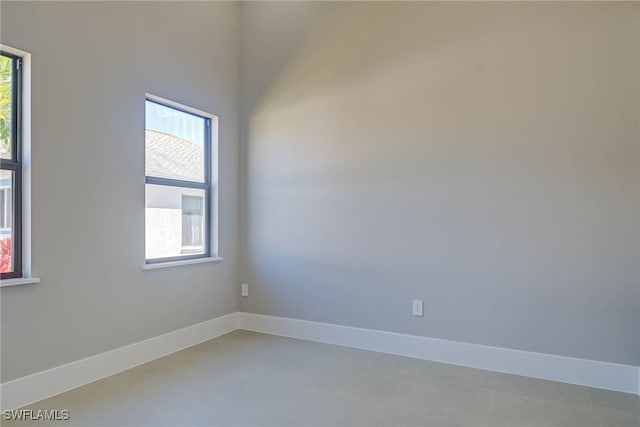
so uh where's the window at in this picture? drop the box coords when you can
[0,188,12,228]
[145,96,215,264]
[181,195,204,252]
[0,51,22,279]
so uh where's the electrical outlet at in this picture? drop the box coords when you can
[412,299,423,316]
[241,284,249,297]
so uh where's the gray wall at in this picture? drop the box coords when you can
[0,1,241,381]
[239,2,640,366]
[1,1,638,383]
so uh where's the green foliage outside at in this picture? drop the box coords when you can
[0,55,11,156]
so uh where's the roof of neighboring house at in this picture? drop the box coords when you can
[145,129,204,182]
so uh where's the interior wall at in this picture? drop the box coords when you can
[1,1,638,383]
[239,1,640,366]
[0,1,241,381]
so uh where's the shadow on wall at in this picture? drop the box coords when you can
[247,3,597,118]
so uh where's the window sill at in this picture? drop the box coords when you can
[1,277,41,287]
[142,256,223,270]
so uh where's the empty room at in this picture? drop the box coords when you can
[0,1,638,426]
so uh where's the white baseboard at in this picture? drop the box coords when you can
[238,312,640,395]
[0,312,239,411]
[2,310,637,411]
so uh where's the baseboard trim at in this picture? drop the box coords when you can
[0,312,238,411]
[2,310,637,410]
[238,312,640,395]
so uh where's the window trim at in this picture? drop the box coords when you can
[144,95,216,265]
[1,50,23,280]
[141,256,223,270]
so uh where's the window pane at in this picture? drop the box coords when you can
[145,101,205,183]
[0,169,13,273]
[0,55,13,160]
[145,184,206,260]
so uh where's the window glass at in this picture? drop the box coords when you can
[0,54,12,160]
[145,101,205,183]
[145,185,207,260]
[0,169,13,273]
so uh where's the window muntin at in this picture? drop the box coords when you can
[0,52,21,279]
[144,98,211,264]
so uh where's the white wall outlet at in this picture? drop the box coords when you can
[412,299,423,316]
[241,284,249,297]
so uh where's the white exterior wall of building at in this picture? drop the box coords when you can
[145,185,205,260]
